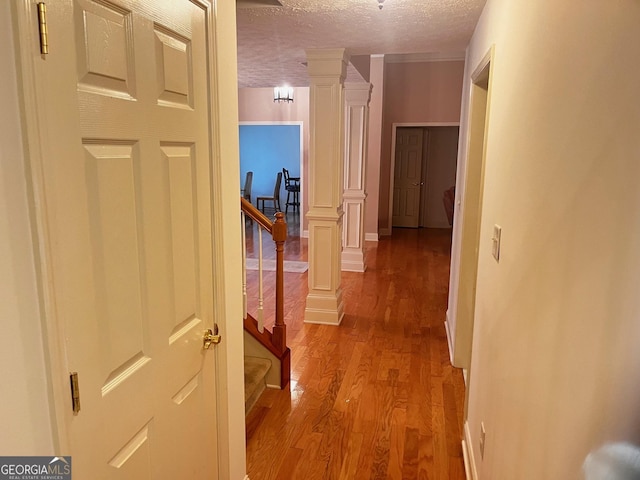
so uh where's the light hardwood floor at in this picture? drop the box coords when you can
[245,217,466,480]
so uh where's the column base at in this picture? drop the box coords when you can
[341,249,366,272]
[304,289,344,325]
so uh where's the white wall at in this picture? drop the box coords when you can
[365,55,385,239]
[0,2,55,454]
[450,1,640,478]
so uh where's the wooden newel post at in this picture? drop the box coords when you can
[271,212,287,353]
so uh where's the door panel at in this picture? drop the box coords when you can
[40,1,217,478]
[392,128,424,228]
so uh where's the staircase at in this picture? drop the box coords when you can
[244,356,271,414]
[241,198,291,413]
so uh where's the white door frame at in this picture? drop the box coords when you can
[447,46,494,371]
[11,1,246,478]
[384,122,460,235]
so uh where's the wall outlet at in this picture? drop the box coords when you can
[492,225,502,261]
[479,422,486,459]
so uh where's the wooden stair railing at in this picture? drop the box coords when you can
[241,197,290,388]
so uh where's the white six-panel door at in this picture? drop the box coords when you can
[35,1,218,477]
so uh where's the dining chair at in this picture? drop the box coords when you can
[256,172,282,213]
[242,171,253,203]
[282,168,300,214]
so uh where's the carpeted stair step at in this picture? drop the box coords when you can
[244,356,272,414]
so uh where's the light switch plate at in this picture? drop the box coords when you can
[492,225,502,261]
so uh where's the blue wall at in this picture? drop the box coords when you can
[239,124,301,207]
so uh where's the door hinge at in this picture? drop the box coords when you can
[37,2,49,54]
[69,372,81,415]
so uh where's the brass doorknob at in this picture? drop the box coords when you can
[203,326,221,349]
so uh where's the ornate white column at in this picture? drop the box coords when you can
[304,48,349,325]
[342,83,372,272]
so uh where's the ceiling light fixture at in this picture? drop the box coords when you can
[377,0,384,10]
[273,86,294,103]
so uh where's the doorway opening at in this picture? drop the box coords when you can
[239,121,304,231]
[389,124,460,231]
[451,50,493,372]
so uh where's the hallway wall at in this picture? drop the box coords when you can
[451,1,640,478]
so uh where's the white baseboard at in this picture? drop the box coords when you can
[303,315,344,326]
[306,230,376,242]
[444,311,455,366]
[365,232,379,242]
[341,262,366,272]
[463,422,478,480]
[379,228,391,236]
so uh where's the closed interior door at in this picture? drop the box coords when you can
[393,128,424,228]
[39,1,217,478]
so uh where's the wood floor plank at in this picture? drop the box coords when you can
[274,447,303,480]
[245,225,466,480]
[432,404,449,480]
[402,427,420,479]
[367,386,394,480]
[334,341,364,413]
[386,407,407,480]
[338,431,363,480]
[418,434,435,480]
[443,382,463,458]
[246,406,269,440]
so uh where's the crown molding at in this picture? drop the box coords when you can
[385,51,466,63]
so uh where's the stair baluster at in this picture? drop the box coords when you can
[241,210,248,320]
[257,225,264,333]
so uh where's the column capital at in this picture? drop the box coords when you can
[344,82,373,104]
[306,48,350,81]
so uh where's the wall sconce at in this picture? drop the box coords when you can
[273,86,294,103]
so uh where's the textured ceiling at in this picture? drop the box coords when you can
[236,0,487,88]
